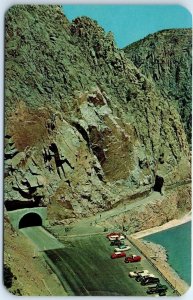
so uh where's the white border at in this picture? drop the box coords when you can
[0,1,192,299]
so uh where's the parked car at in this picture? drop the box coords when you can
[114,244,131,252]
[129,270,149,278]
[141,277,160,285]
[111,251,126,259]
[147,284,168,295]
[136,274,155,282]
[118,235,125,240]
[110,239,124,246]
[106,232,120,238]
[125,255,141,263]
[108,234,125,241]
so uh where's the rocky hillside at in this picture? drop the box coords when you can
[4,5,191,221]
[124,29,192,143]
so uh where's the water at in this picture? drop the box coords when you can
[142,221,191,285]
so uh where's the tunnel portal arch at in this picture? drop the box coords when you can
[19,212,42,229]
[153,175,164,194]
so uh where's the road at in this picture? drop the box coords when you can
[20,226,64,251]
[19,202,178,296]
[20,226,176,296]
[49,192,163,238]
[44,235,175,296]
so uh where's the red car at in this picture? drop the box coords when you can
[125,255,141,263]
[111,251,126,259]
[106,232,120,238]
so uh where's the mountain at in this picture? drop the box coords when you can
[124,29,192,143]
[4,5,191,221]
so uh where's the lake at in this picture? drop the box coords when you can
[142,221,191,285]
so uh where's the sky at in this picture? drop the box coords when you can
[63,5,192,48]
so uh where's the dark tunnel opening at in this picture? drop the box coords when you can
[19,213,42,229]
[153,175,164,193]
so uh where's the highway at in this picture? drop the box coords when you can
[20,226,64,251]
[20,226,175,296]
[44,235,175,296]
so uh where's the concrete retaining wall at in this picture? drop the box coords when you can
[7,207,47,230]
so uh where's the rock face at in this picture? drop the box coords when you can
[98,183,191,234]
[4,6,191,220]
[124,29,192,143]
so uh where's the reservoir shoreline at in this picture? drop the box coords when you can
[128,235,190,295]
[130,211,191,239]
[128,214,191,294]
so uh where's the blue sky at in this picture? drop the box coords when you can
[63,5,192,48]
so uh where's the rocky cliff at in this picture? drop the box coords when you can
[124,29,192,143]
[4,5,191,221]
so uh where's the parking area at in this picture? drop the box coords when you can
[45,234,176,296]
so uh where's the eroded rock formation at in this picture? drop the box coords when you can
[4,5,191,221]
[124,29,192,143]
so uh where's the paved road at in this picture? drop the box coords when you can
[20,226,176,296]
[49,192,163,238]
[45,235,175,296]
[20,226,64,251]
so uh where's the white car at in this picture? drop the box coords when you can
[145,274,155,278]
[108,234,125,241]
[114,245,131,252]
[108,235,120,241]
[118,235,125,240]
[129,270,149,278]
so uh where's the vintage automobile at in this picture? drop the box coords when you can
[129,270,149,278]
[114,244,131,252]
[125,255,141,263]
[110,239,124,246]
[111,251,126,259]
[141,276,160,285]
[106,232,120,238]
[136,274,155,282]
[108,234,125,241]
[147,283,168,295]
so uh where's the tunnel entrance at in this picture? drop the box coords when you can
[19,213,42,229]
[153,175,164,194]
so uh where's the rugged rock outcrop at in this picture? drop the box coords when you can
[4,5,191,220]
[98,184,191,233]
[124,29,192,143]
